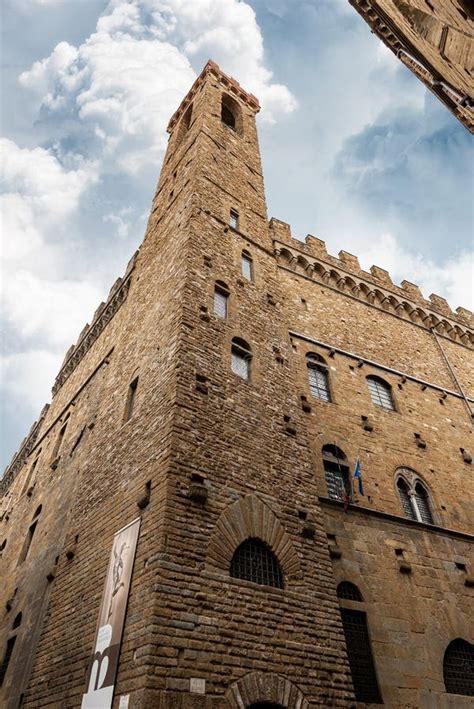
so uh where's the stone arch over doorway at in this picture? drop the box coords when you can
[225,671,309,708]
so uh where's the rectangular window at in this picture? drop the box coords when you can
[229,209,239,230]
[124,377,139,422]
[241,255,252,281]
[231,351,250,380]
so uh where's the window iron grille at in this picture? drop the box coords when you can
[214,288,228,319]
[241,253,253,280]
[230,538,283,588]
[337,581,363,601]
[308,364,331,402]
[414,484,434,524]
[397,479,416,520]
[340,608,382,704]
[367,377,394,410]
[229,209,239,229]
[443,639,474,696]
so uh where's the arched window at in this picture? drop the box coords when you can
[337,581,363,601]
[443,639,474,696]
[221,93,242,133]
[214,281,230,319]
[241,250,253,281]
[396,469,434,524]
[322,445,350,501]
[306,353,331,402]
[367,375,395,410]
[231,338,252,380]
[230,538,283,588]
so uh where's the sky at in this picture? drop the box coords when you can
[1,0,473,471]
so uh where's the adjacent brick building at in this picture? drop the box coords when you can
[349,0,474,132]
[1,60,473,708]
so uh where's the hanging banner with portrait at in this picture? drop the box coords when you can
[81,517,141,709]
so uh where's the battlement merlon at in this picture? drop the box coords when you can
[167,59,260,134]
[268,218,474,330]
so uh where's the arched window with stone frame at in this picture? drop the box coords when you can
[322,445,351,502]
[395,468,434,524]
[230,538,284,589]
[306,352,331,402]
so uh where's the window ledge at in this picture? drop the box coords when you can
[318,496,473,542]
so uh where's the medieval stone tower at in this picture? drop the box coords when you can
[1,61,473,709]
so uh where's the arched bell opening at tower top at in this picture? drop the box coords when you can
[221,92,243,135]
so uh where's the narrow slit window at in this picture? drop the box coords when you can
[214,281,229,319]
[50,420,68,464]
[124,377,139,422]
[241,250,253,281]
[231,338,252,381]
[229,209,239,230]
[18,518,38,565]
[0,636,17,687]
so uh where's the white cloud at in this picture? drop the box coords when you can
[358,233,474,311]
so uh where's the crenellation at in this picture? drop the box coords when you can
[338,250,360,270]
[370,264,393,286]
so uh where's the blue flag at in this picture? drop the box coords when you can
[354,457,364,495]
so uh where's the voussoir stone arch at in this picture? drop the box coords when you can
[207,494,302,581]
[225,671,309,709]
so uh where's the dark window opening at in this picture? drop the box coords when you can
[124,377,139,422]
[221,93,242,133]
[322,445,350,502]
[340,608,382,703]
[230,538,283,588]
[443,639,474,696]
[12,613,22,629]
[18,521,37,564]
[0,636,17,687]
[337,581,363,602]
[51,420,68,463]
[307,353,331,402]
